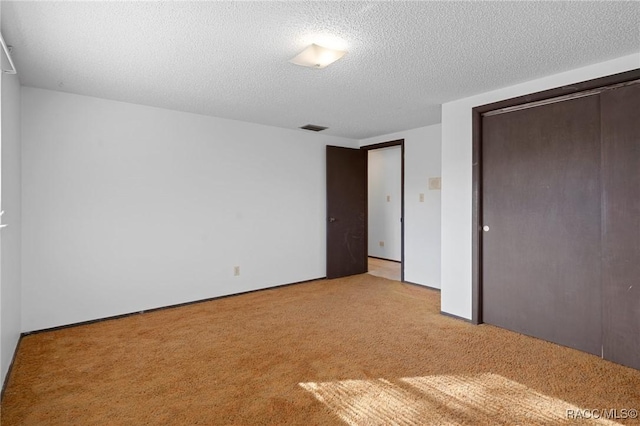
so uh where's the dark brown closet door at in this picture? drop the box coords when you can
[482,95,603,355]
[601,83,640,370]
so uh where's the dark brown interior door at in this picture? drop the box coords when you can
[326,146,367,279]
[601,83,640,370]
[482,95,603,355]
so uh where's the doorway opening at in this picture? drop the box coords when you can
[362,140,404,282]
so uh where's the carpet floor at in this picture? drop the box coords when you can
[1,274,639,425]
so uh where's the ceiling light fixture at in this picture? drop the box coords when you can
[289,43,346,69]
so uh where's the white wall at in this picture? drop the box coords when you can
[441,53,640,320]
[21,87,358,332]
[1,53,22,384]
[368,147,401,261]
[361,124,442,288]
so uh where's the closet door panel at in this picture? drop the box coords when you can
[601,83,640,370]
[482,95,602,355]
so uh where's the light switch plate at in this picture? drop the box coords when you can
[429,177,441,190]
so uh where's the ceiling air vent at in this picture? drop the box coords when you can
[300,124,328,132]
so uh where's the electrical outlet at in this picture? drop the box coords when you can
[234,266,240,276]
[379,241,385,247]
[419,193,425,202]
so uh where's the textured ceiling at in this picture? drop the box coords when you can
[2,1,639,139]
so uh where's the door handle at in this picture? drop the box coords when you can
[483,225,490,232]
[329,217,337,223]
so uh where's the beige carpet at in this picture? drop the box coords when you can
[2,274,639,425]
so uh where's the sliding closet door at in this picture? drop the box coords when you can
[601,83,640,370]
[482,95,603,355]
